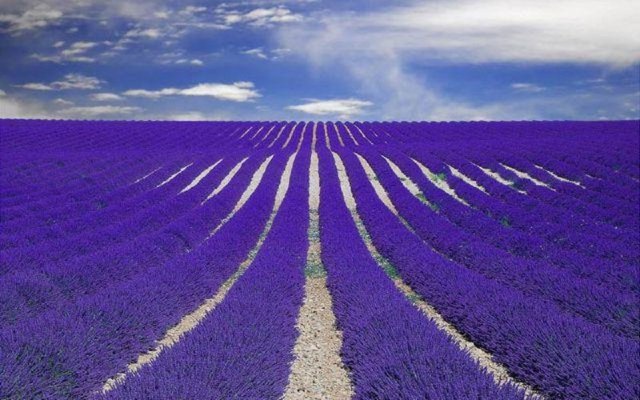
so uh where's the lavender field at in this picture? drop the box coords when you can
[0,119,639,399]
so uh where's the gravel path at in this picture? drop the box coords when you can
[285,132,353,400]
[333,151,542,399]
[101,153,297,394]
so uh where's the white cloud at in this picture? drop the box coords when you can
[179,6,207,16]
[279,0,640,67]
[32,53,95,63]
[32,41,99,63]
[124,81,260,102]
[52,98,74,106]
[17,74,103,91]
[511,83,545,93]
[176,58,204,66]
[154,10,171,19]
[242,47,290,60]
[124,28,162,39]
[287,98,373,118]
[122,88,181,98]
[61,41,97,57]
[18,83,54,91]
[276,0,640,120]
[219,6,302,27]
[91,92,123,101]
[161,111,230,121]
[243,48,268,59]
[60,105,141,117]
[0,4,62,33]
[0,89,6,96]
[0,95,49,118]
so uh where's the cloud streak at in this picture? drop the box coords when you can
[287,98,372,118]
[279,0,640,67]
[0,4,62,33]
[91,93,123,101]
[217,6,303,27]
[277,0,640,120]
[60,105,141,117]
[123,82,261,102]
[16,74,103,91]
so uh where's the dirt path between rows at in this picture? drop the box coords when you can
[333,151,542,399]
[284,132,353,400]
[100,152,297,394]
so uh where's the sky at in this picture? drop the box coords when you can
[0,0,638,121]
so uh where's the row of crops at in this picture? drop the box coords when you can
[0,119,638,399]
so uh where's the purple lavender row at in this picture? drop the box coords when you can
[0,152,266,326]
[105,144,310,399]
[0,121,244,223]
[444,154,639,263]
[492,148,637,215]
[0,150,290,399]
[529,145,639,196]
[0,155,218,268]
[474,146,637,212]
[0,123,210,191]
[0,157,207,251]
[0,155,134,204]
[468,152,639,233]
[462,143,639,224]
[442,142,632,231]
[527,149,639,205]
[0,155,155,212]
[0,153,234,253]
[414,146,639,263]
[377,147,639,295]
[359,147,638,338]
[338,148,639,399]
[0,120,240,153]
[356,122,392,145]
[316,148,524,399]
[495,140,638,201]
[0,154,182,230]
[438,151,640,263]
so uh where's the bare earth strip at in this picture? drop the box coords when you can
[352,123,375,143]
[476,164,527,194]
[410,158,470,205]
[448,164,489,194]
[249,126,264,140]
[282,121,302,149]
[500,163,553,189]
[268,124,287,148]
[333,123,346,147]
[354,154,399,214]
[284,131,353,400]
[323,123,332,151]
[534,165,584,187]
[237,125,254,140]
[156,162,193,188]
[101,152,297,394]
[332,152,542,399]
[341,122,360,146]
[255,125,276,148]
[208,155,274,238]
[382,156,439,209]
[180,160,223,194]
[133,166,162,184]
[202,157,248,204]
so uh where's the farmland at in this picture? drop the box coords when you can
[0,119,638,399]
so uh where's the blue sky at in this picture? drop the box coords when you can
[0,0,638,121]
